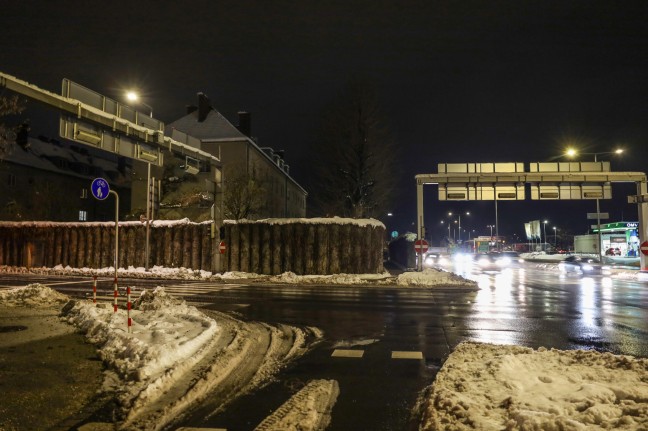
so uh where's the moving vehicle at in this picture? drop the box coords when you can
[558,255,611,276]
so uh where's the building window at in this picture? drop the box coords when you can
[79,210,87,221]
[8,174,16,186]
[80,188,88,199]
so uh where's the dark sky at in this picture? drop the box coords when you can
[2,0,647,241]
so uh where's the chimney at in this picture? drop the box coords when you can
[237,111,251,136]
[197,92,211,122]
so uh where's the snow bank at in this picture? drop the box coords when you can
[397,268,479,288]
[62,287,218,384]
[225,216,385,228]
[0,283,70,306]
[416,342,648,430]
[1,265,478,288]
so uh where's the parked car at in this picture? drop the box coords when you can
[558,256,611,276]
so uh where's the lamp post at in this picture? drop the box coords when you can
[543,220,548,251]
[565,147,624,257]
[553,226,557,247]
[441,220,451,242]
[448,211,470,243]
[125,91,155,270]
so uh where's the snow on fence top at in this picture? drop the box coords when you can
[0,217,384,229]
[224,217,385,228]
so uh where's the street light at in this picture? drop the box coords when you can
[565,147,625,257]
[448,211,470,242]
[553,226,557,247]
[126,91,153,118]
[487,224,494,238]
[543,220,548,251]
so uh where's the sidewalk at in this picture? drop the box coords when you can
[0,304,105,431]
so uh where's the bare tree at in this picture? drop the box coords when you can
[223,162,265,220]
[0,95,25,159]
[310,80,396,218]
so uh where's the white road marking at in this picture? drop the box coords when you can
[391,351,424,360]
[331,349,365,358]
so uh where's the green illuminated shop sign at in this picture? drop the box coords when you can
[593,222,639,232]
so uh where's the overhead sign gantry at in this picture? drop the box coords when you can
[416,162,648,274]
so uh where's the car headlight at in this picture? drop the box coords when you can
[497,257,511,266]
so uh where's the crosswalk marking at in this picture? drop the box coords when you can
[391,351,424,360]
[331,349,365,358]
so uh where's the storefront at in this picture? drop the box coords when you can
[592,221,640,257]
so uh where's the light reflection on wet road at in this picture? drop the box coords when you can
[2,264,648,430]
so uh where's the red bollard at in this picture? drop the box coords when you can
[127,286,132,333]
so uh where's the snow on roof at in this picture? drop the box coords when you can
[166,109,247,141]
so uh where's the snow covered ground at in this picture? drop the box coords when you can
[2,265,647,430]
[415,342,648,430]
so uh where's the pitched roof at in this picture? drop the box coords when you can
[165,109,247,144]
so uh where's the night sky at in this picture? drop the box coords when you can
[1,1,647,243]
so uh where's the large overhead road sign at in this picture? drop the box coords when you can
[0,72,220,172]
[415,162,648,273]
[421,169,644,201]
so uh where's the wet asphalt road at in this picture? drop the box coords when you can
[2,263,648,430]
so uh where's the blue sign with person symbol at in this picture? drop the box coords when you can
[91,178,110,200]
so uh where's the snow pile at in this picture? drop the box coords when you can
[416,342,648,430]
[0,283,69,306]
[1,265,477,288]
[54,286,323,430]
[254,379,340,431]
[62,287,218,388]
[397,268,478,288]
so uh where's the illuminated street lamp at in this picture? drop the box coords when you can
[553,226,557,247]
[126,91,153,117]
[487,224,494,237]
[448,211,470,242]
[565,147,625,257]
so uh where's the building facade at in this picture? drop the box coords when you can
[166,93,307,219]
[0,135,132,221]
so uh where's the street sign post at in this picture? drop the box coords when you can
[414,239,429,254]
[414,239,429,271]
[91,178,119,313]
[91,178,110,200]
[641,241,648,256]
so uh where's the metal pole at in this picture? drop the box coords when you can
[543,222,547,251]
[145,163,151,271]
[638,180,648,274]
[109,190,119,312]
[495,199,499,250]
[458,215,461,243]
[594,153,602,259]
[416,182,424,271]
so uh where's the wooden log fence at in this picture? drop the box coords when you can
[0,218,385,275]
